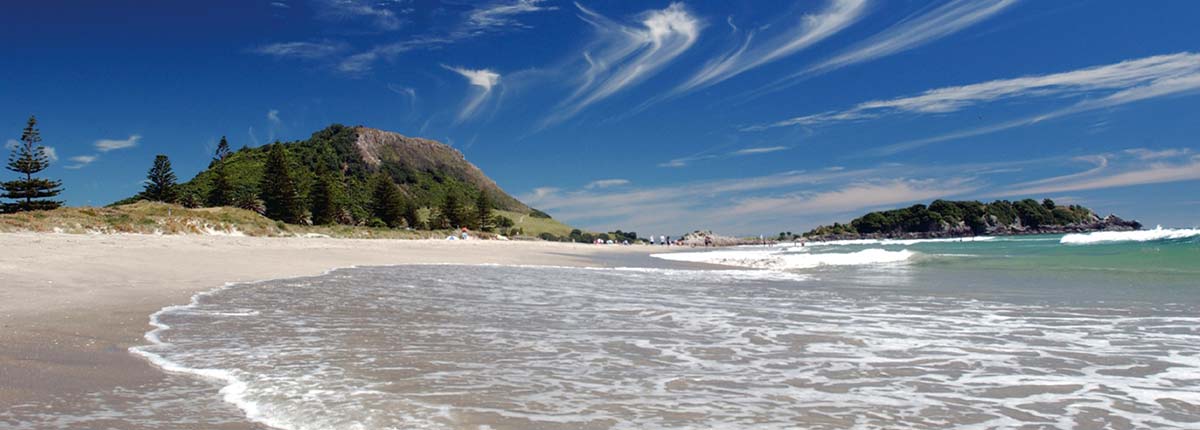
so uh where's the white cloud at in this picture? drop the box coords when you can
[660,145,790,168]
[543,2,701,126]
[42,146,58,162]
[762,52,1200,129]
[250,40,346,60]
[585,179,630,189]
[731,146,790,156]
[270,1,290,9]
[5,139,18,150]
[94,135,141,152]
[997,150,1200,196]
[725,178,976,217]
[467,0,556,31]
[267,109,281,124]
[759,0,1018,95]
[676,0,866,95]
[315,0,404,31]
[1124,148,1192,160]
[331,1,550,74]
[444,65,501,123]
[65,155,98,170]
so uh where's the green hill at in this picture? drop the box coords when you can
[116,125,552,229]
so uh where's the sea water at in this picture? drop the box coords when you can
[4,230,1199,429]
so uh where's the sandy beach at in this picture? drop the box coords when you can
[0,233,660,412]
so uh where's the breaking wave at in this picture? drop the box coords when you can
[653,248,917,270]
[1061,226,1200,245]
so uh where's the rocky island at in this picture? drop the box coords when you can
[800,199,1142,241]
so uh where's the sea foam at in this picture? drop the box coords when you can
[1060,226,1200,245]
[653,247,916,270]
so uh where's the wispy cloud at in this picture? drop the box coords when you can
[542,2,701,126]
[724,178,976,218]
[332,1,552,74]
[873,55,1200,155]
[267,109,281,124]
[95,135,141,152]
[731,146,790,156]
[661,145,791,168]
[4,139,18,150]
[250,40,347,60]
[444,65,501,123]
[675,0,867,96]
[467,0,556,32]
[65,155,98,170]
[759,52,1200,129]
[388,83,418,111]
[42,146,58,162]
[520,165,976,234]
[756,0,1018,96]
[270,1,291,9]
[585,179,630,189]
[314,0,405,31]
[997,149,1200,196]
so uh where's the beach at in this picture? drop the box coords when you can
[0,233,659,415]
[3,231,1199,429]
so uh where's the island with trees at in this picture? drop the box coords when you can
[794,199,1141,242]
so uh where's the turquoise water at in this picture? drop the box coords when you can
[657,229,1200,304]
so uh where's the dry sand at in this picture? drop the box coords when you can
[0,233,661,410]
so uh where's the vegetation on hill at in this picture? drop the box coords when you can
[799,198,1139,240]
[113,124,556,235]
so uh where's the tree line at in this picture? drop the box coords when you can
[135,138,507,233]
[803,198,1096,238]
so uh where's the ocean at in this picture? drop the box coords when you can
[4,229,1199,429]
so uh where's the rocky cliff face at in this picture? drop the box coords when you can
[353,127,530,213]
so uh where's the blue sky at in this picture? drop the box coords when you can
[2,0,1199,235]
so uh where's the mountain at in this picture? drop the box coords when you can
[801,199,1141,241]
[120,125,548,225]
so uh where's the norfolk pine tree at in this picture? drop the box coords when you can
[142,155,179,203]
[2,116,63,212]
[310,165,342,225]
[260,143,305,223]
[370,173,407,228]
[207,137,234,207]
[474,191,493,231]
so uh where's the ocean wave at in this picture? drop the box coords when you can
[795,236,996,247]
[1060,226,1200,245]
[653,248,916,270]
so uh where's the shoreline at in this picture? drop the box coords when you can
[0,233,676,416]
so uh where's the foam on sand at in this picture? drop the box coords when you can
[1061,226,1200,245]
[653,247,916,270]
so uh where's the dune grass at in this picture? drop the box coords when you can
[0,202,579,240]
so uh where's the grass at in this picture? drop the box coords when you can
[0,202,579,240]
[494,210,576,238]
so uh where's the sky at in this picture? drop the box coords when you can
[2,0,1199,235]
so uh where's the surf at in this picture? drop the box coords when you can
[1060,226,1200,245]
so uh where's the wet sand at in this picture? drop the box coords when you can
[0,233,662,413]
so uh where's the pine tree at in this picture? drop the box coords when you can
[474,191,493,231]
[259,143,304,223]
[2,116,63,212]
[440,193,464,229]
[214,136,232,163]
[207,136,235,207]
[370,173,406,228]
[142,155,179,203]
[310,167,342,225]
[207,161,232,207]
